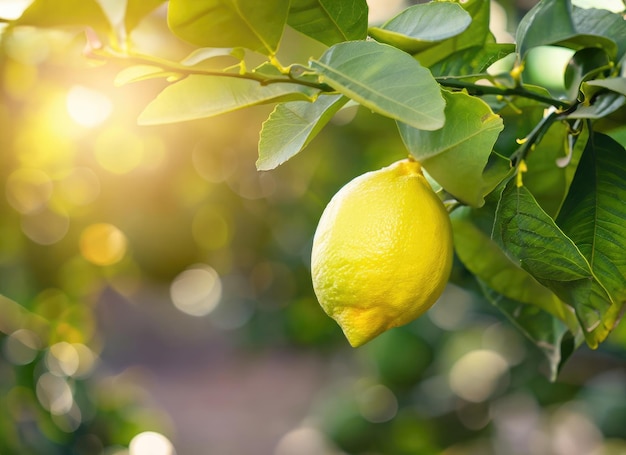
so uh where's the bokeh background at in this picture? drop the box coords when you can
[1,1,626,454]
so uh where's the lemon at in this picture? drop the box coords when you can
[311,159,453,347]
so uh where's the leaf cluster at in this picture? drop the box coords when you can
[7,0,626,376]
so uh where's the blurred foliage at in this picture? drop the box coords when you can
[0,1,626,455]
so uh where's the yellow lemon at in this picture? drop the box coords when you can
[311,159,453,347]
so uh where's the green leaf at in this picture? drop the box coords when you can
[138,75,318,125]
[398,91,505,206]
[287,0,368,47]
[114,65,176,85]
[516,0,618,59]
[523,121,588,217]
[414,0,491,67]
[556,132,626,326]
[585,77,626,97]
[167,0,289,55]
[368,2,471,54]
[257,94,347,170]
[564,47,612,100]
[493,181,615,347]
[568,92,626,119]
[124,0,165,33]
[12,0,111,36]
[429,43,515,78]
[516,0,576,58]
[450,205,577,329]
[309,41,445,130]
[479,283,577,381]
[573,6,626,60]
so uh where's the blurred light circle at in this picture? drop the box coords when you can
[5,168,53,214]
[94,127,144,174]
[72,343,98,378]
[356,383,398,423]
[170,265,222,317]
[21,207,70,245]
[129,431,175,455]
[274,427,334,455]
[66,85,113,128]
[80,223,127,266]
[57,167,101,207]
[449,349,509,403]
[36,372,73,415]
[3,329,41,365]
[46,342,80,377]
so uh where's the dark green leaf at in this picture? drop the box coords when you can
[398,91,505,206]
[257,94,347,170]
[516,0,576,57]
[493,181,615,347]
[368,2,471,54]
[564,47,612,100]
[138,75,318,125]
[287,0,368,47]
[573,6,626,60]
[167,0,289,55]
[310,41,445,130]
[429,43,515,78]
[556,132,626,324]
[125,0,165,33]
[450,205,577,329]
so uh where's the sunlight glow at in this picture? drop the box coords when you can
[449,349,509,402]
[170,265,222,317]
[79,223,128,266]
[5,168,53,214]
[66,85,113,128]
[129,431,175,455]
[0,0,31,20]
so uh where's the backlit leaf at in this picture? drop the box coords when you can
[399,91,505,206]
[368,2,471,54]
[287,0,368,46]
[257,94,347,170]
[310,41,445,130]
[167,0,289,55]
[138,75,318,125]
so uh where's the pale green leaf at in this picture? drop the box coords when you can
[114,65,172,86]
[12,0,111,36]
[414,0,491,67]
[257,94,347,170]
[585,77,626,97]
[398,91,505,206]
[138,75,318,125]
[125,0,165,32]
[369,2,471,54]
[287,0,368,46]
[310,41,445,130]
[167,0,289,55]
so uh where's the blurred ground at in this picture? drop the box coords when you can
[97,287,340,455]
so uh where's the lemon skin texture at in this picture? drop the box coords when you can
[311,159,453,347]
